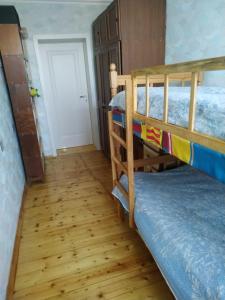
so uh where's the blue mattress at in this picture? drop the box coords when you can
[110,86,225,140]
[112,166,225,300]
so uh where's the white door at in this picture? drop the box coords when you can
[39,41,93,150]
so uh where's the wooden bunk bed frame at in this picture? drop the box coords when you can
[108,56,225,228]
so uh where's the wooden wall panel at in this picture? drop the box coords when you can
[0,24,22,55]
[22,156,43,179]
[9,84,31,111]
[1,55,27,84]
[20,134,41,158]
[0,23,44,182]
[13,110,36,134]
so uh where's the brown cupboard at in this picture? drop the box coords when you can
[93,0,166,158]
[0,17,44,182]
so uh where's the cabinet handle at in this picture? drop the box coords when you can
[101,105,110,110]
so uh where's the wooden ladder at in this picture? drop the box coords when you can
[108,67,135,228]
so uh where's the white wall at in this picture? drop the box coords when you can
[166,0,225,87]
[0,65,25,300]
[0,1,110,155]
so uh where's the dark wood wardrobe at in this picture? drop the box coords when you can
[0,6,44,182]
[93,0,166,158]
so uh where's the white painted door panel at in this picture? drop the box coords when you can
[39,42,93,150]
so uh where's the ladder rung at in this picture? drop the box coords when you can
[111,131,127,149]
[124,154,175,169]
[112,156,128,175]
[116,180,129,199]
[112,120,123,127]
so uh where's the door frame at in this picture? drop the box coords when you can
[34,33,100,156]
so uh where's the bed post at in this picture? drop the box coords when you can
[110,63,118,97]
[109,64,117,186]
[109,63,135,227]
[126,78,135,228]
[109,63,124,220]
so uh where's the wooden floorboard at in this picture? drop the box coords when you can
[13,149,174,300]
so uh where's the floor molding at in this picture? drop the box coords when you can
[6,184,27,300]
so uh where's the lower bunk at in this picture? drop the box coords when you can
[113,165,225,300]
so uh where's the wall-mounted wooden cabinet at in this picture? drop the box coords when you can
[93,0,166,158]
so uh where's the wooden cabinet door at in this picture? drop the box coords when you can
[98,49,110,158]
[101,49,111,106]
[107,1,119,42]
[119,0,166,73]
[99,14,108,45]
[98,43,121,158]
[93,20,101,48]
[108,41,121,74]
[94,52,106,152]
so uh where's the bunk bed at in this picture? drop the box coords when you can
[108,57,225,300]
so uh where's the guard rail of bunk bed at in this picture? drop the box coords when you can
[108,56,225,228]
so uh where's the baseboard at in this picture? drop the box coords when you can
[6,184,27,300]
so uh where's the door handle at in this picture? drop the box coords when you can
[80,95,88,102]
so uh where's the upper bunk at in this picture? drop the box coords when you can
[111,85,225,141]
[109,57,225,184]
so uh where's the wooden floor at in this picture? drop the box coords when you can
[13,148,174,300]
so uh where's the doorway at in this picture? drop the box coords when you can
[38,39,93,152]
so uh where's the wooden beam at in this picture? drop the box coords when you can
[134,112,225,155]
[125,79,135,228]
[189,72,198,131]
[108,111,118,186]
[112,120,123,128]
[112,156,128,175]
[133,78,137,113]
[123,155,176,169]
[116,180,129,200]
[117,75,132,86]
[163,74,169,123]
[145,75,150,116]
[133,155,175,169]
[111,131,127,149]
[133,56,225,76]
[116,72,202,89]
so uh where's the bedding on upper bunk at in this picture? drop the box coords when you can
[110,86,225,184]
[112,165,225,300]
[110,86,225,140]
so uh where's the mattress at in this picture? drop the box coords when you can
[109,86,225,140]
[112,166,225,300]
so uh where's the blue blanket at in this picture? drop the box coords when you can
[110,86,225,140]
[112,166,225,300]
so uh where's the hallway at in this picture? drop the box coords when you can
[13,148,173,300]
